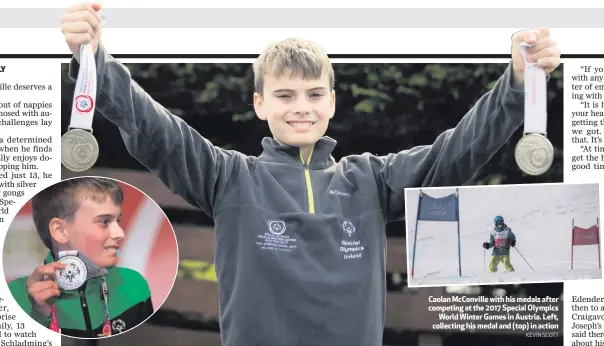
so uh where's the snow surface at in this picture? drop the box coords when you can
[405,183,602,287]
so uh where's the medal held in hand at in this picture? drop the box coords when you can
[61,129,99,172]
[55,253,88,291]
[61,44,99,172]
[49,250,111,335]
[514,133,554,176]
[514,41,554,176]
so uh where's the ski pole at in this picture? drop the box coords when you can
[514,246,534,272]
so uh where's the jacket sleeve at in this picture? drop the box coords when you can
[29,305,53,327]
[8,278,53,327]
[126,270,154,328]
[369,63,524,222]
[67,43,239,216]
[489,233,495,248]
[137,297,154,322]
[508,228,516,243]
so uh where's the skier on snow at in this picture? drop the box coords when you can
[482,215,516,272]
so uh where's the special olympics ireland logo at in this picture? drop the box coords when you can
[75,94,94,113]
[112,319,126,333]
[342,221,355,237]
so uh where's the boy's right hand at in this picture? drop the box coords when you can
[26,262,66,318]
[61,2,103,61]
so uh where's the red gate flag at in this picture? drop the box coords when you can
[571,218,600,270]
[572,225,599,246]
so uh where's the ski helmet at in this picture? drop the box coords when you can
[494,215,504,223]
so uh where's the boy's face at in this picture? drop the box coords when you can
[254,68,335,149]
[53,193,124,268]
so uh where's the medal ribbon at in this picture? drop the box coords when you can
[68,44,97,132]
[49,305,60,333]
[100,278,112,336]
[519,41,548,135]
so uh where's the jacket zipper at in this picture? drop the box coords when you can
[79,288,93,337]
[299,147,315,214]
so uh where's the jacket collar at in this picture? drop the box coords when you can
[258,136,337,169]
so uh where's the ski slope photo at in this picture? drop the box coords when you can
[405,182,601,287]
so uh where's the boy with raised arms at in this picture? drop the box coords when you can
[60,3,560,345]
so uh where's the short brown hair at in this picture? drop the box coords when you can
[32,177,124,250]
[253,38,335,95]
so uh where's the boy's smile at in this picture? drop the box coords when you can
[287,120,315,132]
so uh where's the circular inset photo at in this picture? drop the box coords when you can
[2,176,179,339]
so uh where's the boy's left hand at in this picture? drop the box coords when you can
[511,27,561,87]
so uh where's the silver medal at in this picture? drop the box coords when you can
[514,133,554,176]
[55,255,88,291]
[61,129,99,172]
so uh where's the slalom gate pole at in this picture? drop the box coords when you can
[514,246,535,272]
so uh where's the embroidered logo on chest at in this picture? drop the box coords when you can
[329,189,351,197]
[256,220,298,253]
[268,220,286,235]
[112,319,126,333]
[339,220,364,260]
[342,220,356,236]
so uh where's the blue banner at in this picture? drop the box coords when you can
[417,193,458,222]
